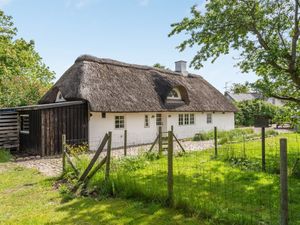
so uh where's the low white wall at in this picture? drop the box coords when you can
[89,111,234,150]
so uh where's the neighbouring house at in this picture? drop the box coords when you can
[0,55,237,155]
[224,92,285,107]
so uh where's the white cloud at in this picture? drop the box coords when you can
[0,0,12,7]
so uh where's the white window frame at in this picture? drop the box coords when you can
[144,115,150,128]
[20,114,30,134]
[167,88,181,100]
[179,113,195,126]
[207,113,212,124]
[184,114,189,125]
[156,114,162,126]
[190,114,195,125]
[115,115,125,129]
[55,91,65,102]
[178,114,184,125]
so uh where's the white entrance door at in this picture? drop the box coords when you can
[156,113,168,135]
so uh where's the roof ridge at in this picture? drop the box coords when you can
[75,54,198,77]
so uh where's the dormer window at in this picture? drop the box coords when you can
[167,88,181,100]
[56,91,65,102]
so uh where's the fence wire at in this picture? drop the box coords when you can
[65,129,300,225]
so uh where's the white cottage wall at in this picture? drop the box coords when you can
[89,112,235,150]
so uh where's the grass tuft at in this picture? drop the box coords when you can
[0,149,12,163]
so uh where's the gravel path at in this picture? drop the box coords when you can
[14,140,214,177]
[16,157,62,177]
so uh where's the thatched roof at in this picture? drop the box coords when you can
[39,55,237,112]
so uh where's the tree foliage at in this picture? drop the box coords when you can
[169,0,300,103]
[235,99,298,126]
[0,10,54,107]
[229,82,252,93]
[235,100,278,126]
[153,63,166,69]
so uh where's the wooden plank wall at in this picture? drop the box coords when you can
[40,103,88,156]
[0,111,19,150]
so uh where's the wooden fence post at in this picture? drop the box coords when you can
[158,126,162,155]
[262,127,266,172]
[280,138,288,225]
[62,134,66,173]
[124,129,127,156]
[167,130,174,207]
[105,131,112,181]
[214,126,218,157]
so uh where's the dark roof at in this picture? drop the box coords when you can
[39,55,237,113]
[0,101,84,112]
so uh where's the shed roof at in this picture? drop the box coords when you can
[0,101,84,112]
[39,55,237,113]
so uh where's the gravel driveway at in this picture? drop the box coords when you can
[14,140,214,177]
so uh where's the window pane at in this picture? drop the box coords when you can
[115,116,125,128]
[207,114,212,124]
[184,114,189,125]
[145,115,149,127]
[156,114,162,126]
[178,114,183,125]
[190,114,195,124]
[20,115,29,133]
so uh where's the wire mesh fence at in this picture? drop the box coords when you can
[64,128,300,225]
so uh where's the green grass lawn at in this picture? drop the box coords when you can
[71,133,300,225]
[0,161,204,225]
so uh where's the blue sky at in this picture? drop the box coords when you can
[2,0,257,92]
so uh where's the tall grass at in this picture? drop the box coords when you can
[0,149,12,163]
[64,133,300,225]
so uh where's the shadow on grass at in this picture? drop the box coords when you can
[48,197,201,225]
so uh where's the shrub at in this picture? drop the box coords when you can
[265,129,279,136]
[235,100,278,126]
[193,128,255,144]
[66,143,89,156]
[114,155,149,172]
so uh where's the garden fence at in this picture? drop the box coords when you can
[63,127,300,225]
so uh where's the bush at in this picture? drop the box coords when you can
[66,143,89,156]
[235,100,278,126]
[265,129,278,136]
[192,128,279,145]
[193,128,255,143]
[192,131,214,141]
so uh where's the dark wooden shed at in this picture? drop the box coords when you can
[0,101,88,156]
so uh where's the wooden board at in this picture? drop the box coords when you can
[0,112,19,150]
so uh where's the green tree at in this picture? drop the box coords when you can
[169,0,300,103]
[230,82,252,93]
[0,10,54,107]
[235,100,278,126]
[153,63,166,69]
